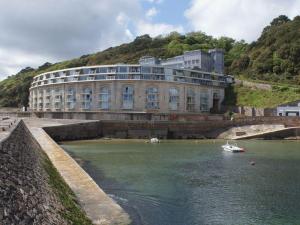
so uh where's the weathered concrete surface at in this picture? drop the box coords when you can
[26,119,131,225]
[217,124,286,139]
[233,127,300,140]
[0,120,68,225]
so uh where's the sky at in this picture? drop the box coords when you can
[0,0,299,80]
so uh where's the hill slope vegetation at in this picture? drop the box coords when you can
[0,32,246,107]
[230,15,300,84]
[0,15,299,108]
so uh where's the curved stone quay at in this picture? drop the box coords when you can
[24,118,131,225]
[0,117,130,225]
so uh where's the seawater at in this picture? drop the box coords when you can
[61,140,300,225]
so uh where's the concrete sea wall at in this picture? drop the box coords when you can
[0,121,68,225]
[0,118,131,225]
[43,116,300,141]
[30,124,130,225]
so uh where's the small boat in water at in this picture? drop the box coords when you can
[150,138,160,143]
[222,141,245,153]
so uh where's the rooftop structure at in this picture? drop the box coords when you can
[140,49,225,74]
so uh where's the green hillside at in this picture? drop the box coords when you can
[230,15,300,84]
[0,33,245,107]
[224,84,300,108]
[0,15,299,108]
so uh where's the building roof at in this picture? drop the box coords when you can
[277,100,300,107]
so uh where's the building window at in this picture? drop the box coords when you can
[152,67,164,74]
[118,66,128,73]
[186,89,195,111]
[200,92,209,112]
[122,86,134,109]
[146,87,159,109]
[169,88,179,110]
[66,88,76,110]
[99,87,110,110]
[141,66,151,73]
[54,88,63,110]
[97,67,107,73]
[81,87,92,110]
[117,74,129,79]
[129,67,140,73]
[95,75,106,80]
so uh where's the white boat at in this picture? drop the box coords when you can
[222,141,245,153]
[150,138,160,143]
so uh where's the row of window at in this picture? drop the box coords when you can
[31,86,212,112]
[33,66,168,82]
[31,74,227,90]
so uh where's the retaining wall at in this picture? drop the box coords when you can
[34,111,225,122]
[0,121,68,225]
[43,117,300,141]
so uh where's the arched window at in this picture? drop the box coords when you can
[81,87,92,110]
[186,89,195,111]
[146,87,159,109]
[200,92,209,112]
[122,86,134,109]
[67,87,76,110]
[99,87,110,110]
[169,88,179,110]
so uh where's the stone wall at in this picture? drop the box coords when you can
[43,117,300,141]
[0,112,32,118]
[43,121,102,141]
[235,79,272,90]
[0,121,68,225]
[222,106,276,117]
[236,106,276,117]
[35,111,225,122]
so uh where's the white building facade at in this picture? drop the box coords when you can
[29,61,233,113]
[277,101,300,116]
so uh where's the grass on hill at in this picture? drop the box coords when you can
[224,84,300,108]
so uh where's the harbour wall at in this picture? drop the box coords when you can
[0,120,69,225]
[0,110,280,121]
[236,127,300,140]
[0,118,131,225]
[43,116,300,141]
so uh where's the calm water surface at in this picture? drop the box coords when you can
[61,140,300,225]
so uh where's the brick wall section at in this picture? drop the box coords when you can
[0,121,67,225]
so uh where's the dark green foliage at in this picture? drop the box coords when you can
[38,62,52,70]
[230,15,300,84]
[0,31,245,107]
[0,14,299,108]
[223,85,237,106]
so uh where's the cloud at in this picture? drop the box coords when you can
[0,0,183,79]
[135,20,184,37]
[0,49,55,80]
[0,0,142,79]
[185,0,300,42]
[145,0,163,4]
[146,7,158,19]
